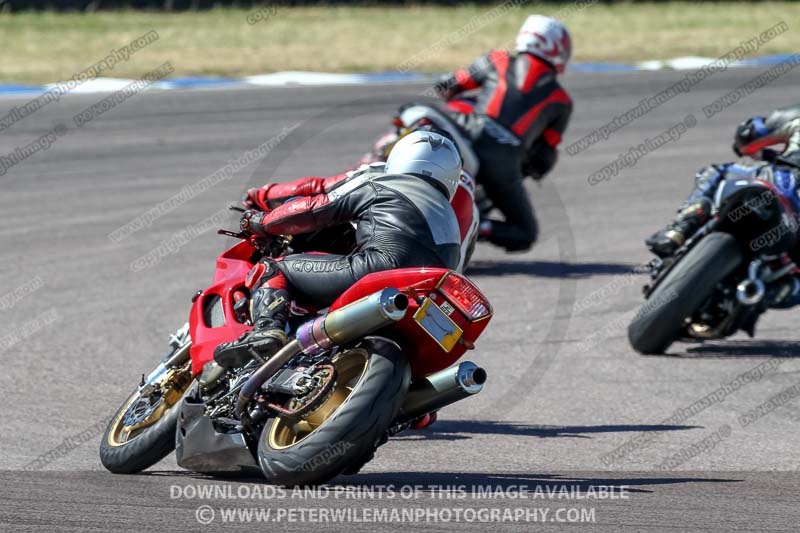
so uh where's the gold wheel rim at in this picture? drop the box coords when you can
[106,363,192,447]
[268,348,369,450]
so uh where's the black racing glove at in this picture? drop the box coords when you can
[522,139,557,181]
[433,74,458,100]
[239,210,287,256]
[239,210,270,237]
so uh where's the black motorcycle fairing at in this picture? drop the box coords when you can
[714,178,798,256]
[175,384,261,477]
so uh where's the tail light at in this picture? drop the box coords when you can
[437,272,492,321]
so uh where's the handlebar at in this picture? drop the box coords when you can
[216,204,291,257]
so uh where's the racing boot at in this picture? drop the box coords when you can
[213,286,289,369]
[411,411,438,430]
[646,198,712,258]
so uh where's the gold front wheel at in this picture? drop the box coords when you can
[100,359,193,474]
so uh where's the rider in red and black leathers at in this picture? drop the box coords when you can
[434,15,573,252]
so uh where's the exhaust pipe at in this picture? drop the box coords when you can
[296,288,408,355]
[398,361,487,421]
[736,260,765,306]
[236,288,408,417]
[736,279,765,305]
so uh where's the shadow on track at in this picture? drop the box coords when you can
[339,471,740,494]
[392,420,699,442]
[466,260,641,279]
[679,339,800,358]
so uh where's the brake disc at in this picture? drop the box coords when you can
[268,364,337,420]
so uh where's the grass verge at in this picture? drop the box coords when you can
[1,2,799,84]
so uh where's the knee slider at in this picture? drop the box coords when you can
[245,259,286,290]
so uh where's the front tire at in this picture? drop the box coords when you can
[100,358,193,474]
[628,232,742,355]
[258,337,410,486]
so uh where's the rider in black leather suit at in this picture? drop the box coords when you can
[213,131,463,369]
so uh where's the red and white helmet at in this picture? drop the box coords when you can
[515,15,571,74]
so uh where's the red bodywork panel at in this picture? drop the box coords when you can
[189,244,492,378]
[331,268,491,376]
[188,240,257,376]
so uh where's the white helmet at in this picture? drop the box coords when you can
[385,131,461,200]
[515,15,571,73]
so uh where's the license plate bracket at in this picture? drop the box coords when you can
[413,297,463,352]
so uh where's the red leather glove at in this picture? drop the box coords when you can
[241,187,271,211]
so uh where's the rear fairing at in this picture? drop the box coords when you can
[189,246,492,378]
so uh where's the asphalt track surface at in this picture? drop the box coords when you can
[2,68,800,531]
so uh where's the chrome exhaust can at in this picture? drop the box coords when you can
[736,279,766,305]
[296,288,409,355]
[399,361,487,421]
[737,260,766,306]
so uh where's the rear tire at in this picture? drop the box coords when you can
[258,337,410,486]
[628,232,742,355]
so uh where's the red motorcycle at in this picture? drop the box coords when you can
[100,219,492,485]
